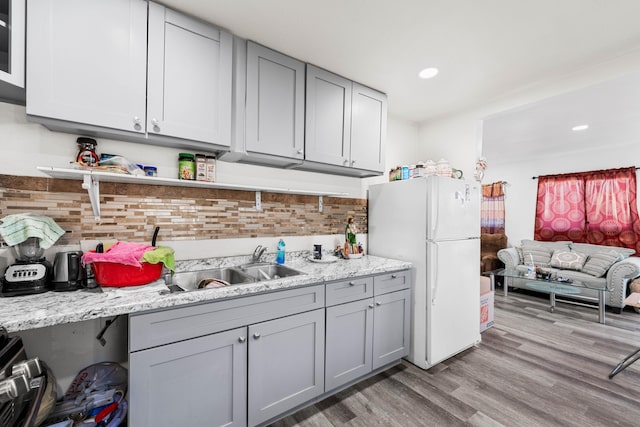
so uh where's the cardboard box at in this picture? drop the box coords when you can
[480,290,494,333]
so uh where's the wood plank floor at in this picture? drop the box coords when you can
[270,289,640,427]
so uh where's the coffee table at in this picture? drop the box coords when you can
[484,268,610,324]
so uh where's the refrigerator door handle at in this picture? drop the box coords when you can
[431,242,439,305]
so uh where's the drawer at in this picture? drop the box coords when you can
[129,284,324,352]
[374,270,410,295]
[325,276,374,306]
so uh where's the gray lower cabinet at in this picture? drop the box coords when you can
[129,326,248,427]
[324,271,411,392]
[248,309,325,426]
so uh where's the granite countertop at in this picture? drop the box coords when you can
[0,253,411,332]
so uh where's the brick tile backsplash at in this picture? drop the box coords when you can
[0,175,367,246]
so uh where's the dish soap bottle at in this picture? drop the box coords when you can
[276,239,286,264]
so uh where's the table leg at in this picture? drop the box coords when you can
[599,290,606,324]
[550,292,555,313]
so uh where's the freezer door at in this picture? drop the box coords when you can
[427,177,480,241]
[426,239,480,366]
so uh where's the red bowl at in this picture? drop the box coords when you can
[92,261,162,287]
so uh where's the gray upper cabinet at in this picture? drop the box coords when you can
[303,66,387,177]
[26,0,232,151]
[147,2,231,145]
[305,65,352,167]
[350,83,387,173]
[238,41,305,164]
[26,0,148,134]
[129,326,248,427]
[0,0,25,104]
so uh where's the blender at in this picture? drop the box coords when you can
[1,237,52,296]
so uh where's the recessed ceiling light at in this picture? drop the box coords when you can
[418,67,439,79]
[571,124,589,131]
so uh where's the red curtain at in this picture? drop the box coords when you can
[534,167,640,254]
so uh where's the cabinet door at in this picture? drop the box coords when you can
[0,0,25,102]
[350,83,387,172]
[245,42,305,159]
[325,298,374,391]
[305,65,352,166]
[129,327,248,427]
[26,0,147,134]
[147,2,232,146]
[372,289,411,370]
[248,309,324,426]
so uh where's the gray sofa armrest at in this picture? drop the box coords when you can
[498,248,520,270]
[607,256,640,307]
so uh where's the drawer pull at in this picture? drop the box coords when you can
[349,281,355,286]
[238,336,246,343]
[376,301,382,306]
[391,274,398,279]
[368,304,374,309]
[253,333,261,339]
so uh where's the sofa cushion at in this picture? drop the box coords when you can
[581,250,622,277]
[520,244,555,266]
[550,249,588,271]
[570,243,634,259]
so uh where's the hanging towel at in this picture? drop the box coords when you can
[142,246,176,272]
[81,241,154,267]
[0,213,65,249]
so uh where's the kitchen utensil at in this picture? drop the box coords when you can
[1,238,51,297]
[50,251,86,292]
[151,226,160,246]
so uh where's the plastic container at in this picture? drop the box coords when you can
[178,153,195,180]
[206,155,216,182]
[401,165,410,180]
[91,261,163,287]
[195,154,207,182]
[276,239,286,264]
[143,166,157,177]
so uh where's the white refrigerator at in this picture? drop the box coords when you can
[368,176,481,369]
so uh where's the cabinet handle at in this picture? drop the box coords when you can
[297,149,303,155]
[238,336,246,343]
[343,159,349,165]
[368,304,374,309]
[391,274,398,279]
[376,301,382,306]
[253,333,261,339]
[133,116,142,131]
[351,160,356,166]
[349,281,355,286]
[152,118,160,133]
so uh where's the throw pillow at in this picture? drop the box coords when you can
[521,244,554,266]
[550,250,588,271]
[581,250,621,277]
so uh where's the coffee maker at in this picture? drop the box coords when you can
[1,237,52,297]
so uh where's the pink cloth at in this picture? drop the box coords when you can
[81,241,154,267]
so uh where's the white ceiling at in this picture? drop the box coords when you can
[158,0,640,124]
[481,71,640,165]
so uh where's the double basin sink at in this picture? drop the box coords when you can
[166,262,305,292]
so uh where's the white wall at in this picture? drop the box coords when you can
[417,49,640,246]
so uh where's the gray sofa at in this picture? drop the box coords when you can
[498,239,640,309]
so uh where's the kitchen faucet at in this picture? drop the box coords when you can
[252,245,267,263]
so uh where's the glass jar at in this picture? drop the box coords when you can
[178,153,195,180]
[76,137,99,166]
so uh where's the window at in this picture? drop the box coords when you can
[534,167,640,254]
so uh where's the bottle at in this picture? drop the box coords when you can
[195,154,207,181]
[178,153,195,180]
[206,155,216,182]
[276,239,286,264]
[76,137,99,166]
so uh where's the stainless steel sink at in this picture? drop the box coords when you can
[235,263,304,281]
[169,267,255,291]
